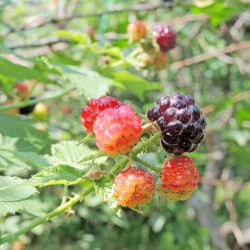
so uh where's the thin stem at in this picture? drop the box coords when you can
[61,184,68,205]
[76,132,95,146]
[0,87,75,112]
[131,132,161,156]
[0,132,161,244]
[132,156,159,172]
[0,185,94,245]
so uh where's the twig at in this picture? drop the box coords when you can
[0,87,75,112]
[6,14,209,49]
[224,200,249,249]
[0,186,95,245]
[65,0,79,18]
[202,90,250,115]
[155,13,210,26]
[199,177,250,189]
[169,41,250,70]
[2,2,176,36]
[7,37,70,49]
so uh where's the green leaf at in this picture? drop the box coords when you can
[0,56,55,84]
[0,150,50,174]
[0,176,37,217]
[0,115,53,154]
[222,130,250,146]
[191,1,245,25]
[101,70,160,101]
[230,144,250,169]
[59,65,120,99]
[33,59,122,99]
[235,187,250,221]
[29,164,95,186]
[51,141,107,168]
[101,46,122,58]
[94,175,122,217]
[55,30,90,43]
[0,134,51,175]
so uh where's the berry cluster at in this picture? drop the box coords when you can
[157,156,199,202]
[127,21,176,70]
[147,93,206,155]
[81,96,141,156]
[80,94,206,209]
[114,167,155,208]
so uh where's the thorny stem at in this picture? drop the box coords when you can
[0,186,94,245]
[0,132,161,245]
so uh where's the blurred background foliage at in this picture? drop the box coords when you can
[0,0,250,249]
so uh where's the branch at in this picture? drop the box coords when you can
[6,14,209,50]
[169,41,250,70]
[0,132,161,244]
[0,87,75,112]
[0,185,94,245]
[199,177,250,189]
[3,2,176,35]
[202,90,250,115]
[7,37,70,49]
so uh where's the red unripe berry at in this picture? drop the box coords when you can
[114,167,155,208]
[87,26,95,41]
[157,155,199,202]
[127,20,147,42]
[62,106,71,115]
[93,105,142,156]
[15,82,29,99]
[81,96,124,134]
[153,24,176,52]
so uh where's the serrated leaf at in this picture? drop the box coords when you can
[0,150,49,174]
[101,70,160,101]
[0,135,51,175]
[95,175,122,217]
[51,141,107,169]
[34,59,121,99]
[29,164,95,186]
[0,56,55,84]
[0,115,53,154]
[0,176,37,217]
[59,65,119,99]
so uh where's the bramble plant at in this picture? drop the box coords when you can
[0,92,206,244]
[1,1,249,249]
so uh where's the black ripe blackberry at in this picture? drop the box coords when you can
[19,96,36,115]
[147,93,206,155]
